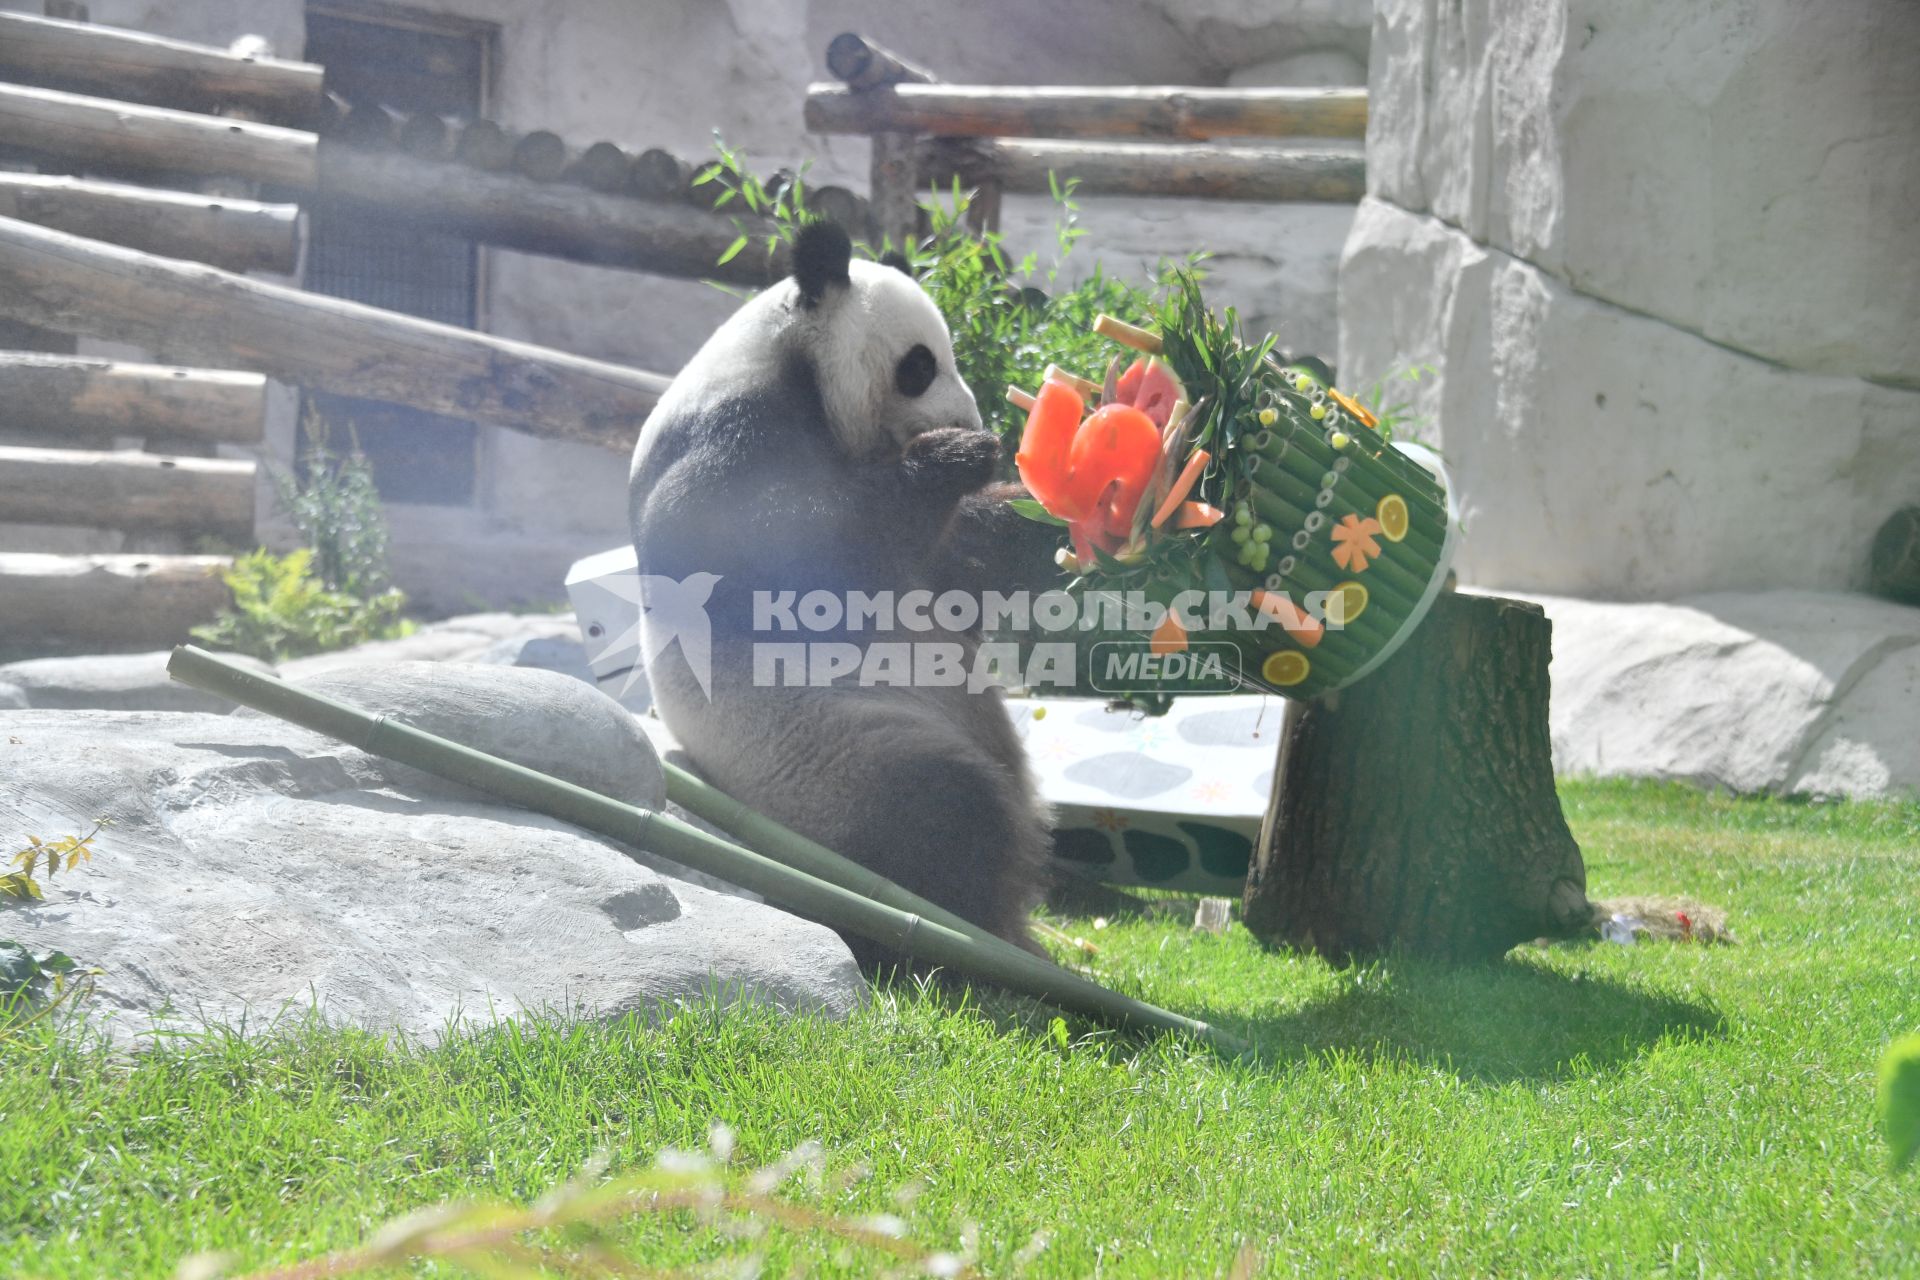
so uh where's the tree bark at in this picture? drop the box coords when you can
[0,212,669,452]
[0,172,298,273]
[0,9,323,124]
[0,81,317,188]
[0,352,265,443]
[0,551,231,651]
[1243,593,1592,963]
[806,83,1368,142]
[0,444,254,537]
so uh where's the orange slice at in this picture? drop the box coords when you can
[1261,650,1311,688]
[1326,580,1369,626]
[1376,493,1410,543]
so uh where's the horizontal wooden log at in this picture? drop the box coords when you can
[0,81,316,188]
[0,444,254,536]
[922,138,1365,203]
[316,146,784,286]
[0,172,297,273]
[628,147,691,199]
[566,140,630,192]
[0,213,670,452]
[0,10,323,124]
[0,551,230,648]
[512,129,568,182]
[0,352,265,443]
[825,32,935,89]
[807,83,1367,142]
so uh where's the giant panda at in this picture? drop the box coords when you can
[628,220,1057,964]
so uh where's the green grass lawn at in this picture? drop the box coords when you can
[3,780,1917,1277]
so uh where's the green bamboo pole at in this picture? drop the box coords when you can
[166,646,1248,1055]
[660,760,1001,949]
[1242,482,1424,618]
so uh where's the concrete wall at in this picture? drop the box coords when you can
[1338,0,1920,599]
[3,0,1367,612]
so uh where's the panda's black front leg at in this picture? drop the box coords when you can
[900,426,1001,500]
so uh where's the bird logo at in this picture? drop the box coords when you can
[590,571,721,702]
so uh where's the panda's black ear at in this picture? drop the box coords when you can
[792,220,852,308]
[880,250,914,278]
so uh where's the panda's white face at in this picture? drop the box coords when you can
[794,258,980,458]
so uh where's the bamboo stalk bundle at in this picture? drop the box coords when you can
[0,212,670,451]
[806,82,1367,142]
[0,352,266,443]
[1003,279,1457,702]
[0,10,324,124]
[165,645,1249,1057]
[0,173,298,274]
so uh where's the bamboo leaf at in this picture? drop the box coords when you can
[1007,499,1068,527]
[716,234,749,266]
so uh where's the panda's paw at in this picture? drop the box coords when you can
[904,427,1001,492]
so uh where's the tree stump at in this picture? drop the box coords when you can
[1242,593,1592,963]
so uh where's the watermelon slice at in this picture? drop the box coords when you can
[1109,358,1188,429]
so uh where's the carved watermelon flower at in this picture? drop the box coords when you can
[1330,513,1384,572]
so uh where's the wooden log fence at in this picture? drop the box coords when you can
[0,213,669,452]
[923,138,1366,204]
[0,444,254,537]
[0,352,265,443]
[0,551,232,649]
[0,10,323,124]
[0,172,297,273]
[806,83,1368,142]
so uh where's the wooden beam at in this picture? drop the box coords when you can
[825,32,935,91]
[922,139,1366,203]
[0,11,324,124]
[0,444,254,536]
[807,83,1368,142]
[0,172,298,273]
[315,147,785,287]
[0,213,670,452]
[0,352,265,443]
[0,81,316,188]
[0,551,230,649]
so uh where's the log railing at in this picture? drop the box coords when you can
[0,173,298,274]
[0,352,267,444]
[0,10,324,124]
[807,33,1368,229]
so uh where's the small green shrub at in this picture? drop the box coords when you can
[195,405,411,662]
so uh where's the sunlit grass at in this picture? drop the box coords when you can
[2,780,1916,1277]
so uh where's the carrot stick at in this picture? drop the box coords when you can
[1172,502,1225,529]
[1149,448,1212,529]
[1251,590,1324,648]
[1150,610,1188,655]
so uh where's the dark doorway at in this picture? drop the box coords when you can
[301,3,495,505]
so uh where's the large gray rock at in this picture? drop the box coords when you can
[251,661,665,813]
[276,613,582,681]
[1502,588,1920,798]
[0,650,275,712]
[0,707,861,1044]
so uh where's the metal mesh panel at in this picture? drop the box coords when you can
[300,7,488,506]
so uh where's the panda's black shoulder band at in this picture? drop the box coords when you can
[792,220,853,308]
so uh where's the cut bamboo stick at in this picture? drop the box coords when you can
[0,444,253,537]
[0,10,324,124]
[0,80,317,188]
[165,644,1249,1057]
[0,212,669,452]
[0,352,266,443]
[1006,386,1036,411]
[1094,314,1163,354]
[0,172,298,274]
[806,83,1367,142]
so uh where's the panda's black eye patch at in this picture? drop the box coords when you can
[895,344,937,398]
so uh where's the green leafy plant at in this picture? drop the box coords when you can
[194,405,411,662]
[1362,361,1438,444]
[1,821,104,903]
[1881,1033,1920,1171]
